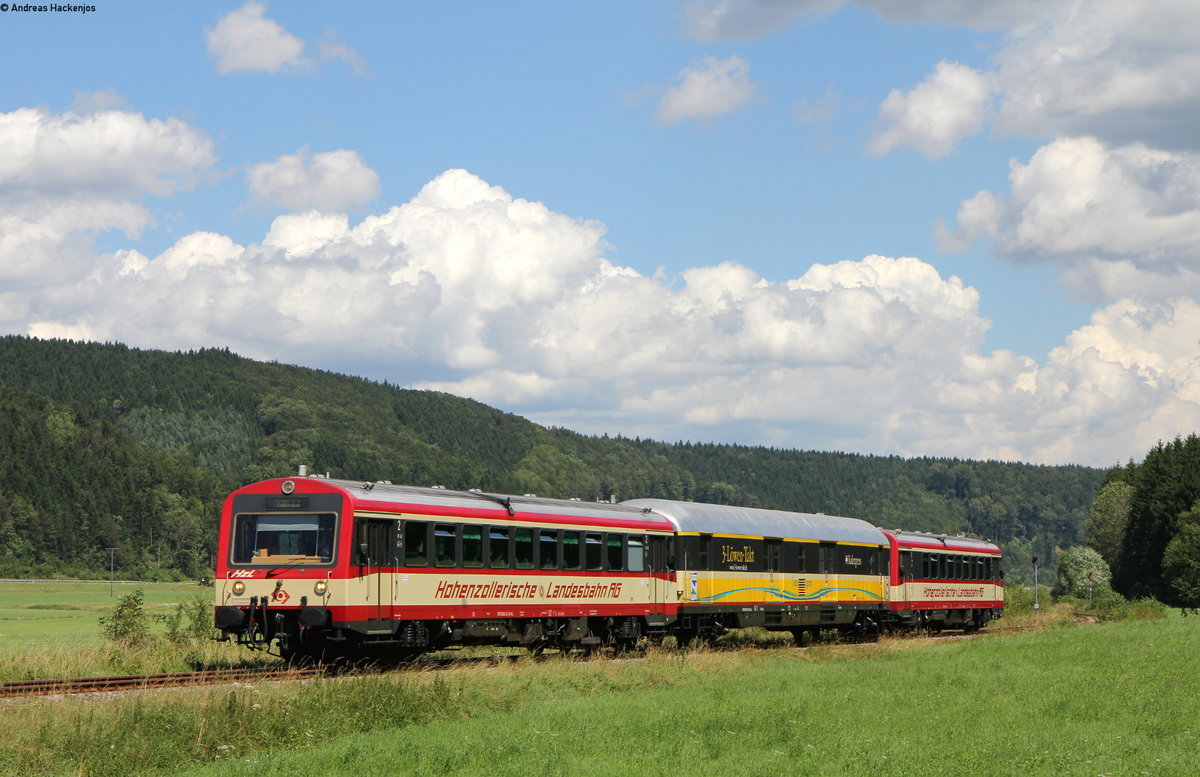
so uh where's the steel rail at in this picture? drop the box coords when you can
[0,666,325,698]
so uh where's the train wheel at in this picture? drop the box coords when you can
[673,629,698,649]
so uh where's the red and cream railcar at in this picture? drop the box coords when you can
[214,475,677,659]
[883,530,1004,631]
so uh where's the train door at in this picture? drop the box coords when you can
[765,539,783,595]
[354,517,395,621]
[818,542,836,603]
[649,535,671,611]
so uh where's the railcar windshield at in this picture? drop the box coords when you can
[232,513,337,565]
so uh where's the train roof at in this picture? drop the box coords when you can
[620,498,888,546]
[239,476,673,530]
[885,529,1001,555]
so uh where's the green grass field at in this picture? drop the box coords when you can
[1,611,1195,777]
[0,581,211,653]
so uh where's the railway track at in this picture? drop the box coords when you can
[0,624,1034,698]
[0,666,325,698]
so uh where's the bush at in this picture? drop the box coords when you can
[1054,546,1111,598]
[1084,589,1167,622]
[1003,584,1052,613]
[99,588,151,646]
[162,596,215,645]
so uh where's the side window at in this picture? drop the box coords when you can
[585,533,603,571]
[765,539,781,573]
[563,531,581,571]
[404,521,428,566]
[698,534,711,570]
[514,528,534,569]
[628,535,646,572]
[462,525,483,568]
[606,534,624,571]
[434,523,456,567]
[798,544,814,574]
[539,530,559,570]
[489,527,510,569]
[818,543,834,574]
[355,518,392,565]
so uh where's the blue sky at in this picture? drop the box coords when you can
[3,1,1199,467]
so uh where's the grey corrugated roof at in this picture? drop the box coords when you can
[316,477,669,526]
[888,530,1001,553]
[622,498,888,545]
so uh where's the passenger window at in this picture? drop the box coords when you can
[698,535,711,570]
[434,524,456,567]
[514,528,534,569]
[539,530,559,570]
[585,533,603,571]
[563,531,581,570]
[462,525,483,568]
[404,521,428,566]
[607,535,624,571]
[818,543,834,573]
[765,539,781,572]
[628,535,645,572]
[489,527,510,569]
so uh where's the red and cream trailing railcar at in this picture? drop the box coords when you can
[214,475,677,659]
[883,530,1004,631]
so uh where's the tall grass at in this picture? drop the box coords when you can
[4,617,1196,777]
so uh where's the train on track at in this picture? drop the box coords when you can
[213,473,1004,661]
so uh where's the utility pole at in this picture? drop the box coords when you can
[1032,553,1040,611]
[106,547,118,596]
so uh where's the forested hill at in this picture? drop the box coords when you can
[0,336,1102,583]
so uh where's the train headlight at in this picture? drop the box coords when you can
[314,580,328,596]
[232,581,246,596]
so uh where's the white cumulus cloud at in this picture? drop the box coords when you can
[0,104,214,299]
[0,106,214,198]
[205,3,367,76]
[12,165,1200,467]
[938,136,1200,299]
[869,60,990,158]
[656,55,758,125]
[206,1,310,74]
[680,0,840,41]
[247,148,380,213]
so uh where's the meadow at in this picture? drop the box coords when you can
[0,581,261,680]
[0,581,206,650]
[0,590,1194,777]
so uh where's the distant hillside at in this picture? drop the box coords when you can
[0,336,1104,583]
